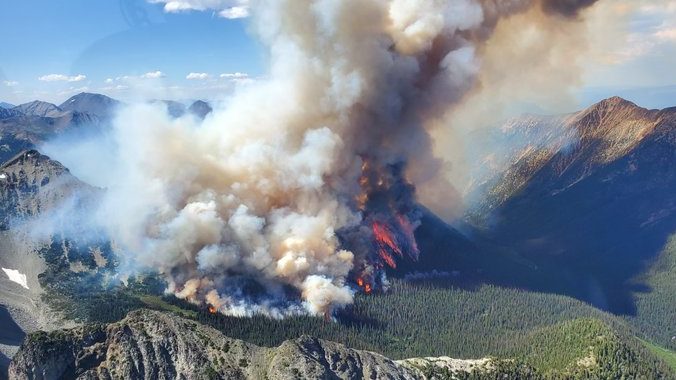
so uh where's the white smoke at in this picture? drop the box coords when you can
[47,0,600,317]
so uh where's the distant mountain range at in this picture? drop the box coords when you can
[0,93,213,164]
[1,92,212,122]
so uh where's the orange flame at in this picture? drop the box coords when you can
[356,276,373,294]
[372,221,403,268]
[208,305,217,314]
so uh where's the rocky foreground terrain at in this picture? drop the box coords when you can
[8,309,493,380]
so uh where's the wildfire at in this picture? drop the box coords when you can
[208,305,217,314]
[355,276,373,294]
[372,221,403,264]
[349,156,421,295]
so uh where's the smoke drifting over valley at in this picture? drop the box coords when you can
[45,0,601,317]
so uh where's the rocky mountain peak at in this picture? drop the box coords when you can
[59,93,120,119]
[566,97,662,165]
[188,100,213,119]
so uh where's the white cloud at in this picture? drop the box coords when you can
[220,72,248,79]
[105,78,114,84]
[3,80,18,87]
[141,71,166,79]
[219,5,249,19]
[187,72,210,80]
[220,72,253,85]
[38,74,87,82]
[148,0,249,19]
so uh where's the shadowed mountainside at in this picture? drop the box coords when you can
[466,97,676,314]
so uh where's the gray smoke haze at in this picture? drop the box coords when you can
[41,0,602,317]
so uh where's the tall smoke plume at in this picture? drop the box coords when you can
[71,0,600,317]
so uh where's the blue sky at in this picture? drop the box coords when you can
[0,0,262,104]
[1,0,675,109]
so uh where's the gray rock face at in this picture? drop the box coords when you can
[9,310,418,380]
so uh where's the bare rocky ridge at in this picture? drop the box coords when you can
[9,309,426,380]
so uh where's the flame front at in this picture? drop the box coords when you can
[345,157,421,295]
[372,221,402,268]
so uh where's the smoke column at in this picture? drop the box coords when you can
[92,0,599,317]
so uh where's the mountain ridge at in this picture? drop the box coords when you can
[11,101,63,118]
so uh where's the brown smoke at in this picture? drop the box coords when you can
[541,0,599,17]
[85,0,604,317]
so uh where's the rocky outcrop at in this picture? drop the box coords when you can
[9,310,419,380]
